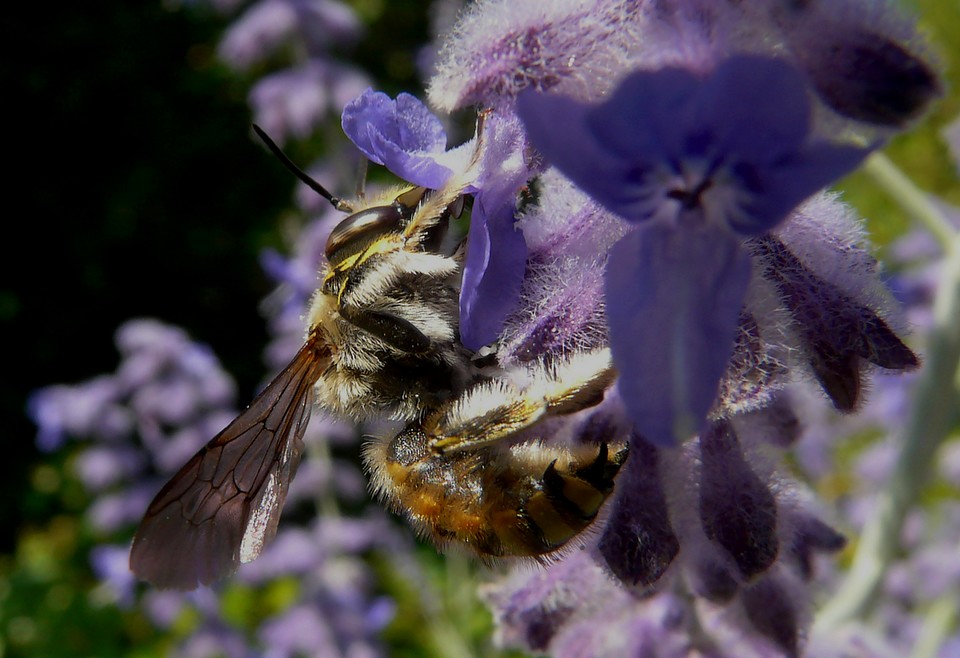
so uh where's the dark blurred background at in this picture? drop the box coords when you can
[0,3,458,654]
[3,0,435,553]
[4,0,292,552]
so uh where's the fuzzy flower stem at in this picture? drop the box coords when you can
[862,152,958,246]
[908,581,959,658]
[815,218,960,632]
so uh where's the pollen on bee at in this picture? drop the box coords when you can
[407,487,444,520]
[384,461,412,486]
[444,506,485,538]
[489,507,532,555]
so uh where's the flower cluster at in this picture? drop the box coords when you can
[214,0,370,142]
[30,318,405,657]
[333,0,943,655]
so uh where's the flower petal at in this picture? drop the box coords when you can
[790,23,941,127]
[698,419,780,579]
[460,112,531,349]
[724,142,873,235]
[341,89,453,188]
[605,222,751,446]
[459,193,527,349]
[598,434,679,585]
[517,89,664,223]
[588,56,811,168]
[586,66,699,162]
[693,55,811,164]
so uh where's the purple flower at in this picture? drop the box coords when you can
[250,60,370,142]
[90,544,138,606]
[74,446,145,492]
[28,377,132,452]
[458,112,529,349]
[518,56,872,234]
[179,625,252,658]
[218,0,362,72]
[341,89,471,190]
[142,590,187,630]
[340,91,530,348]
[258,605,340,658]
[782,2,941,127]
[516,55,873,445]
[216,0,368,143]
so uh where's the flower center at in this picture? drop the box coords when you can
[666,177,713,210]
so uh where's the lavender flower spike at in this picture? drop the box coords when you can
[518,55,875,445]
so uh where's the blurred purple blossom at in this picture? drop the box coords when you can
[74,445,142,496]
[250,517,402,658]
[91,544,139,606]
[29,319,238,466]
[87,485,156,533]
[29,377,133,452]
[179,625,252,658]
[215,0,370,143]
[218,0,361,71]
[251,60,370,142]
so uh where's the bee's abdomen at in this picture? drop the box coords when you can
[366,425,627,557]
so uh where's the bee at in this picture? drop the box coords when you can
[129,120,626,590]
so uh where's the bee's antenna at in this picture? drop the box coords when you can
[252,124,353,213]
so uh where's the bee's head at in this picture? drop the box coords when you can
[252,123,465,265]
[323,186,427,265]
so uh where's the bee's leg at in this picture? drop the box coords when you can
[488,439,630,556]
[425,347,616,454]
[527,442,630,548]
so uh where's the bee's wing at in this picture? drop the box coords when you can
[129,337,330,590]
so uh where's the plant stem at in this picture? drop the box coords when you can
[908,583,959,658]
[814,159,960,633]
[863,152,956,248]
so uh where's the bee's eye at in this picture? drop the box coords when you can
[325,205,404,259]
[324,187,429,260]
